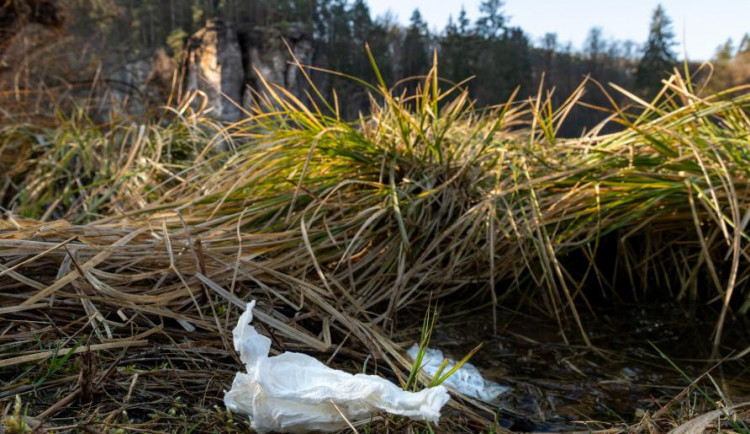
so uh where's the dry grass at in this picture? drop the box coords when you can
[1,57,750,431]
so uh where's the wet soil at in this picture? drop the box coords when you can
[425,303,750,432]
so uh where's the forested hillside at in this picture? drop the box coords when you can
[3,0,749,134]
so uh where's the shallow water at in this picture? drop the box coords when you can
[427,303,750,431]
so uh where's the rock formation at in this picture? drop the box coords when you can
[102,49,175,118]
[183,20,315,120]
[243,23,314,108]
[185,19,244,121]
[103,20,317,121]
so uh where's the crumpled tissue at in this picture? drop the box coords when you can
[407,345,509,403]
[224,301,451,433]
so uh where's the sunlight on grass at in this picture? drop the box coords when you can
[1,54,750,431]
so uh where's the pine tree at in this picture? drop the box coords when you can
[442,9,474,86]
[457,6,470,35]
[349,0,385,88]
[712,38,735,90]
[501,27,531,93]
[716,39,735,63]
[732,33,750,85]
[540,32,557,78]
[635,4,676,96]
[738,33,750,54]
[350,0,373,74]
[350,0,373,46]
[402,9,429,80]
[476,0,504,39]
[471,0,531,104]
[584,27,605,74]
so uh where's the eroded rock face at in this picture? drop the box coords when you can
[109,60,151,108]
[182,20,315,120]
[185,19,244,121]
[101,49,175,118]
[244,24,314,108]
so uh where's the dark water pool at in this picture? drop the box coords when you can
[424,303,750,431]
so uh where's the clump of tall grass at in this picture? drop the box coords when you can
[143,56,750,349]
[0,97,226,222]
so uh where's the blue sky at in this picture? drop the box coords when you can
[367,0,750,61]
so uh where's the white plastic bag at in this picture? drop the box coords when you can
[407,345,508,403]
[224,301,450,433]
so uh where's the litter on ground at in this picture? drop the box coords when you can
[224,301,451,433]
[407,344,509,403]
